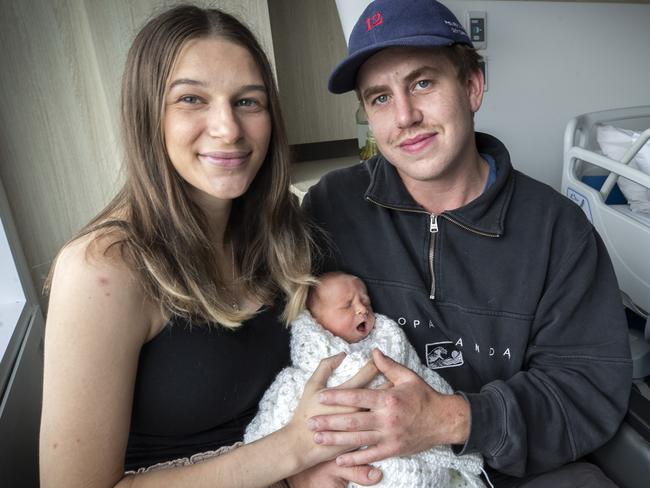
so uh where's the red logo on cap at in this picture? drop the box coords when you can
[366,12,383,31]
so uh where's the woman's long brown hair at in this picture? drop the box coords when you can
[56,5,314,327]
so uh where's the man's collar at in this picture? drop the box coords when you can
[363,132,515,236]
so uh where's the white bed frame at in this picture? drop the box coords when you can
[562,106,650,379]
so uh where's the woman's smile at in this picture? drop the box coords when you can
[198,150,252,168]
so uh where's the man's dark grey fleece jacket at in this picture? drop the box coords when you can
[302,133,632,478]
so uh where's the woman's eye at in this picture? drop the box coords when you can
[236,98,260,109]
[179,95,201,104]
[235,98,268,112]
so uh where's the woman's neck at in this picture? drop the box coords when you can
[187,186,232,247]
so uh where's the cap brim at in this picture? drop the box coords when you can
[328,35,469,94]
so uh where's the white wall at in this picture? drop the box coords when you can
[335,1,650,190]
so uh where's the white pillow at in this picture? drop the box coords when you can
[596,125,650,214]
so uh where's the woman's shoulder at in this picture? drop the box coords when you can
[55,229,136,283]
[49,229,162,341]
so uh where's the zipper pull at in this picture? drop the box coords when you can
[430,214,439,233]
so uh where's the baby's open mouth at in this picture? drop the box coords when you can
[357,322,368,333]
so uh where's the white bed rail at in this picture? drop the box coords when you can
[566,129,650,200]
[599,129,650,197]
[563,106,650,202]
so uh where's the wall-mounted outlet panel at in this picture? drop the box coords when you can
[467,11,487,50]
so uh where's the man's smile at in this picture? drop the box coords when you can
[398,132,437,154]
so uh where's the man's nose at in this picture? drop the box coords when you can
[395,94,423,129]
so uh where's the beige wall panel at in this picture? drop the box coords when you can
[0,0,274,300]
[268,0,357,144]
[0,0,120,294]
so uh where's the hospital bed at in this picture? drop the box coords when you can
[562,106,650,488]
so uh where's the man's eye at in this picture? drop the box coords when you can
[416,80,431,89]
[372,94,389,105]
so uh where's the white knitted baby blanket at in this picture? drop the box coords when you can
[244,311,485,488]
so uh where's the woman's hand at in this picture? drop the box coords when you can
[287,460,382,488]
[283,353,379,469]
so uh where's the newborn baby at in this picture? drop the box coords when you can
[244,272,485,488]
[307,270,376,343]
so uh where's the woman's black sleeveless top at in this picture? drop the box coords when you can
[124,301,290,471]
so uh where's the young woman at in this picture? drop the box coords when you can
[39,6,378,488]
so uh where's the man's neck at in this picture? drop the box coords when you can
[401,152,489,215]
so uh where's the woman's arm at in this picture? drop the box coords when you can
[119,351,369,488]
[40,236,153,487]
[39,237,359,488]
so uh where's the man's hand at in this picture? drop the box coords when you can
[308,349,470,467]
[287,460,382,488]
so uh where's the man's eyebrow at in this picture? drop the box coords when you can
[360,65,441,101]
[404,66,441,84]
[361,84,389,102]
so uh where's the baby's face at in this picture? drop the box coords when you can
[312,275,376,343]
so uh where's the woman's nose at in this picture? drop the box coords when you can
[207,104,242,143]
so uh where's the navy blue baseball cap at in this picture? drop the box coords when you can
[328,0,473,94]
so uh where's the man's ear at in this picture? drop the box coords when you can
[466,67,485,114]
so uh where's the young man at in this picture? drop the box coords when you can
[303,1,632,486]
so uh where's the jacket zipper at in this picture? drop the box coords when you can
[365,196,500,301]
[429,214,438,299]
